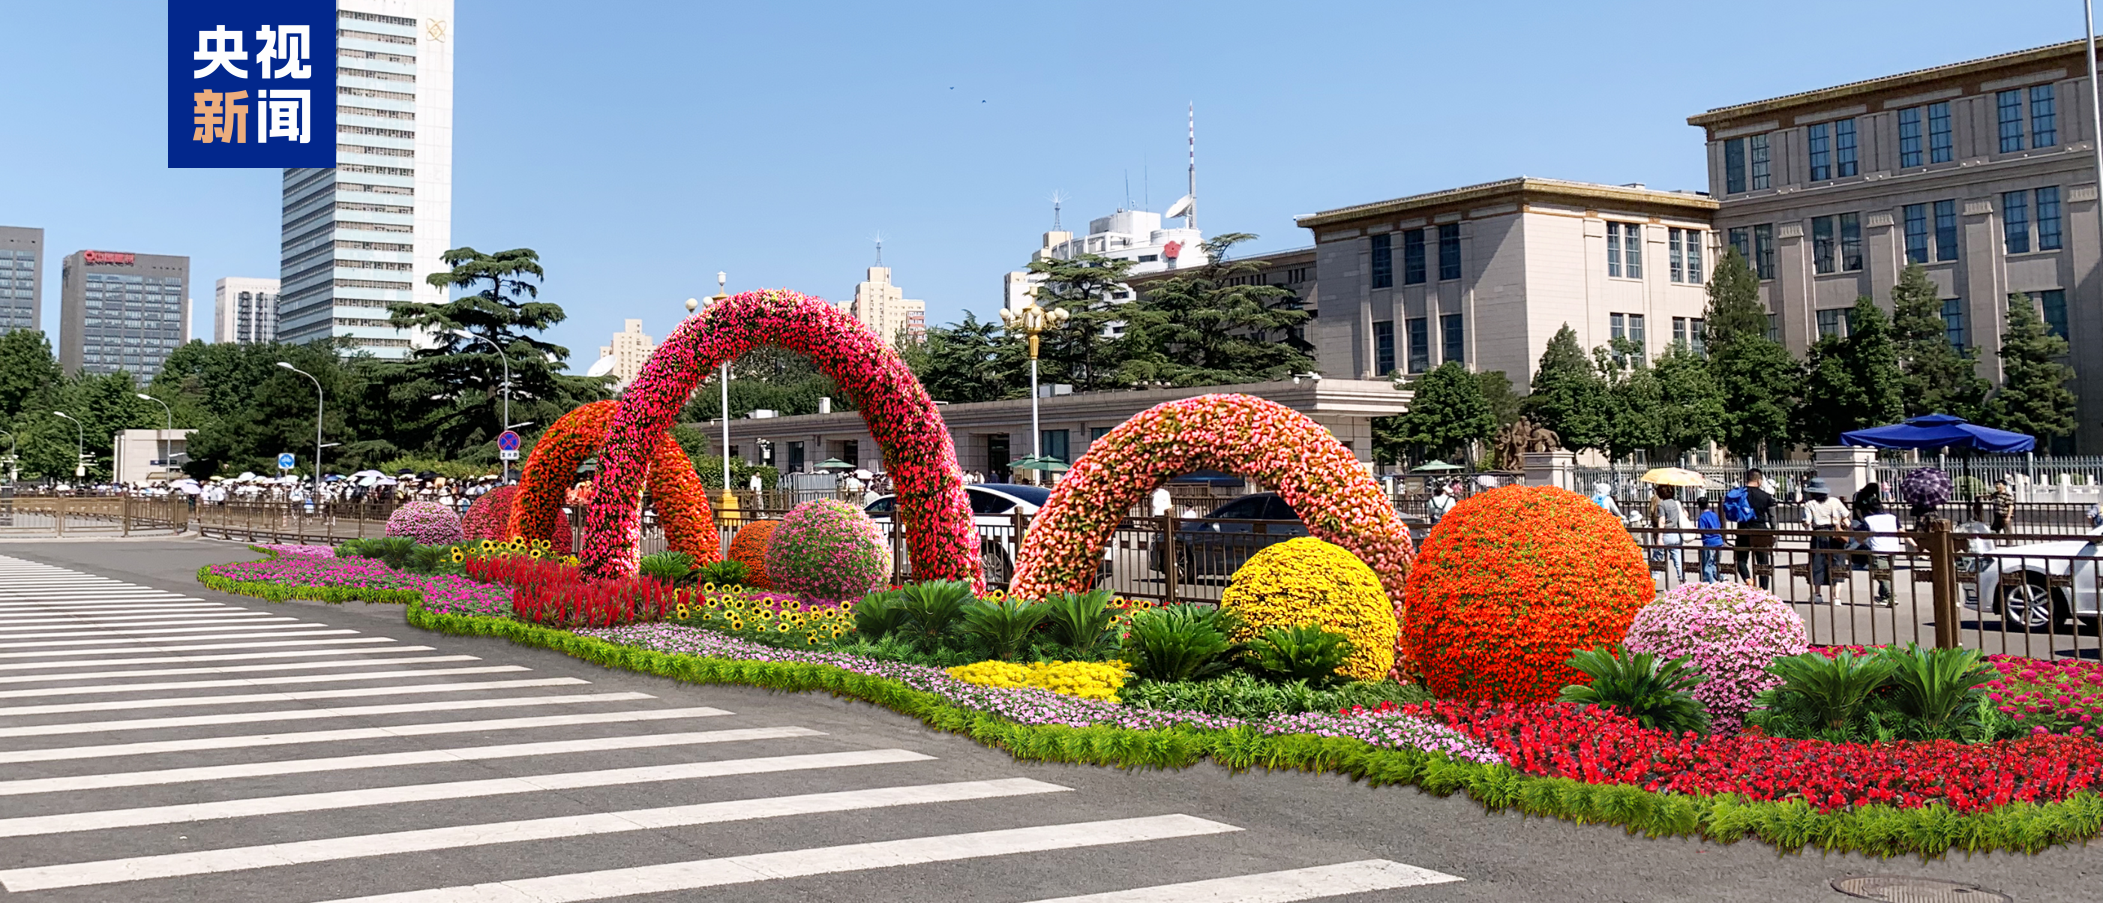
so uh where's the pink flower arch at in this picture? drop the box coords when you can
[581,289,978,587]
[510,400,717,562]
[1010,393,1415,623]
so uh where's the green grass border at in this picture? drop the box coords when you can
[193,558,2103,858]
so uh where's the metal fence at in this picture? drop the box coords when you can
[193,501,406,545]
[0,495,191,538]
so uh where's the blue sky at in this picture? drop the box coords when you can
[0,1,2093,368]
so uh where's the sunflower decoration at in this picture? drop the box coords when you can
[449,547,465,564]
[529,548,545,560]
[674,603,691,620]
[727,617,743,631]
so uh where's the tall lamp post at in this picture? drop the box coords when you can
[999,300,1069,477]
[276,362,325,500]
[457,332,517,482]
[51,411,85,483]
[686,272,733,503]
[135,393,173,479]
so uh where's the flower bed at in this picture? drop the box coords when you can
[200,547,510,616]
[1815,644,2103,738]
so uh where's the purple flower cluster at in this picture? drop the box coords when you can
[207,553,510,617]
[386,500,465,546]
[1623,581,1808,734]
[260,543,337,558]
[579,622,1502,764]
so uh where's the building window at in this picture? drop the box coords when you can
[2004,190,2030,254]
[1928,102,1953,163]
[1934,199,1959,262]
[1904,203,1929,264]
[1839,213,1862,271]
[1610,313,1646,365]
[1437,224,1461,280]
[1812,216,1837,274]
[2038,186,2063,250]
[1728,227,1750,262]
[1402,228,1426,284]
[1041,429,1070,464]
[1767,313,1780,343]
[1669,229,1685,282]
[1369,233,1393,289]
[1687,229,1704,283]
[1607,222,1623,277]
[1941,298,1965,351]
[1608,222,1642,278]
[2032,84,2057,147]
[1373,320,1395,375]
[1672,316,1708,355]
[1724,138,1747,194]
[1817,308,1848,339]
[1998,90,2024,153]
[1440,313,1463,364]
[1090,426,1111,442]
[1753,223,1775,279]
[2036,289,2069,339]
[1807,122,1831,181]
[1406,317,1430,373]
[1749,133,1771,190]
[1898,107,1923,168]
[1835,118,1858,177]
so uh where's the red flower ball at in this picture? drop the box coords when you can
[727,520,778,590]
[461,485,517,541]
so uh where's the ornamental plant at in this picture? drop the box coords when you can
[509,400,716,563]
[765,499,892,603]
[579,289,977,586]
[1401,485,1651,702]
[1009,395,1415,669]
[1217,537,1396,681]
[946,659,1129,702]
[727,521,778,589]
[461,485,518,541]
[385,501,464,546]
[1623,581,1807,734]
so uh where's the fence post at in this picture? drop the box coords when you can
[1160,513,1178,607]
[122,497,131,537]
[1927,519,1960,649]
[54,498,64,538]
[1010,508,1026,588]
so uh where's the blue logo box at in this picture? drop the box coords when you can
[168,0,336,168]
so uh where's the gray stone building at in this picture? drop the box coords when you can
[1690,39,2103,452]
[0,225,41,335]
[59,250,191,379]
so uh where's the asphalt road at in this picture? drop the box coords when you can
[0,539,2095,903]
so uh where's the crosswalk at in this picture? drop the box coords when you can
[0,552,1465,901]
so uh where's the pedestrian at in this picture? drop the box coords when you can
[1801,478,1849,605]
[1647,484,1684,586]
[1859,491,1902,607]
[1694,497,1724,583]
[1988,478,2015,533]
[1590,481,1622,520]
[1726,468,1776,590]
[1426,483,1456,527]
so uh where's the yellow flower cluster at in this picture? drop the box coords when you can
[466,537,560,562]
[1220,537,1397,681]
[682,590,856,646]
[946,659,1130,703]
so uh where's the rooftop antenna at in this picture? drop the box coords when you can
[873,234,883,267]
[1122,170,1131,212]
[1049,190,1064,232]
[1164,104,1197,229]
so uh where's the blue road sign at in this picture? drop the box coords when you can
[277,452,296,470]
[497,430,522,452]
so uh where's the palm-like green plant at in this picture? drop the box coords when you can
[1041,590,1117,654]
[1121,605,1239,682]
[1243,625,1354,686]
[896,580,974,646]
[1557,645,1711,735]
[1762,650,1899,731]
[637,551,697,586]
[1877,644,1994,733]
[960,596,1049,661]
[694,559,750,588]
[853,589,911,639]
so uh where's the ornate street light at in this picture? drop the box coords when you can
[999,299,1070,477]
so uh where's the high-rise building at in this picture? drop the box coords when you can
[1002,209,1208,313]
[214,277,282,344]
[587,318,656,388]
[846,267,926,346]
[59,250,191,378]
[0,226,41,335]
[276,0,454,358]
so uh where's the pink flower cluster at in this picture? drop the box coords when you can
[1009,393,1414,619]
[1990,657,2103,736]
[580,289,977,588]
[509,400,711,561]
[385,500,463,546]
[765,499,892,603]
[1623,581,1807,734]
[461,485,518,541]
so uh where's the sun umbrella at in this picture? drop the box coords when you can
[815,458,855,471]
[1840,414,2035,453]
[1009,455,1070,472]
[1411,460,1466,473]
[1639,467,1707,487]
[349,469,385,479]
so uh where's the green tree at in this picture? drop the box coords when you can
[1377,361,1494,463]
[1521,325,1609,453]
[1704,249,1799,458]
[902,312,1028,405]
[1890,264,1990,420]
[681,345,856,421]
[1024,252,1135,391]
[1983,294,2078,441]
[1595,340,1665,462]
[1475,370,1523,431]
[0,329,62,429]
[1117,233,1314,386]
[1795,296,1905,447]
[1651,343,1725,455]
[177,343,359,480]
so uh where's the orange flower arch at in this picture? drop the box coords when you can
[509,400,718,562]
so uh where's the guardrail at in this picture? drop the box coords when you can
[193,501,405,544]
[0,496,191,538]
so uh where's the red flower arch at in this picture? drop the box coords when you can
[1010,393,1415,632]
[579,289,977,586]
[510,400,717,562]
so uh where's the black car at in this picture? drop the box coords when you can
[1148,492,1430,577]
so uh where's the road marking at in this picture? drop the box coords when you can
[0,778,1073,890]
[0,692,656,739]
[0,593,203,601]
[0,629,363,650]
[0,602,239,613]
[0,646,439,672]
[0,597,208,608]
[0,620,319,640]
[1020,860,1466,902]
[0,706,733,764]
[311,814,1241,903]
[0,652,481,681]
[0,611,276,626]
[0,677,593,717]
[0,661,510,693]
[0,726,824,795]
[0,748,927,837]
[0,636,391,659]
[0,615,299,632]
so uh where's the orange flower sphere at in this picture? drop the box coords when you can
[727,520,779,590]
[1402,484,1651,702]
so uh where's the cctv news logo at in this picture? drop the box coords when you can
[167,0,336,169]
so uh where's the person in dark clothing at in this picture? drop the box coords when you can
[1733,468,1777,590]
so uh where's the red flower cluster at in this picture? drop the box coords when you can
[509,400,716,563]
[461,485,517,541]
[465,554,681,628]
[580,290,977,587]
[1402,485,1651,702]
[1402,699,2103,813]
[726,521,777,590]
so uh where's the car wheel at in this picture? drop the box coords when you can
[2002,574,2066,632]
[980,543,1011,590]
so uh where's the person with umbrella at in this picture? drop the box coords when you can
[1647,483,1685,586]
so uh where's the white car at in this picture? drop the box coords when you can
[863,483,1051,589]
[1972,526,2103,632]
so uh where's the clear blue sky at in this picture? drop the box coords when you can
[0,1,2092,368]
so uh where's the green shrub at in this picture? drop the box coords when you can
[1557,645,1710,735]
[1121,671,1432,719]
[895,580,973,648]
[638,551,697,586]
[1758,650,1899,733]
[336,536,416,569]
[695,559,751,588]
[1121,605,1239,683]
[1040,590,1117,655]
[1243,625,1355,686]
[1878,644,1995,737]
[960,596,1048,661]
[854,589,911,640]
[406,543,465,576]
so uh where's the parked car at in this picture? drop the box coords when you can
[1147,492,1431,577]
[1971,526,2103,632]
[862,482,1052,589]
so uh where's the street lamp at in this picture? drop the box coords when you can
[689,272,733,500]
[135,393,172,478]
[456,332,516,482]
[276,362,325,500]
[51,411,84,481]
[999,299,1070,479]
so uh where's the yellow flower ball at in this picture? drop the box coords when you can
[1219,537,1396,681]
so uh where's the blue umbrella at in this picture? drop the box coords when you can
[1840,413,2035,454]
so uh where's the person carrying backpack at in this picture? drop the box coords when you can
[1425,483,1456,526]
[1727,469,1775,590]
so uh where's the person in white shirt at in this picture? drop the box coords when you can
[1801,478,1850,605]
[1859,492,1903,607]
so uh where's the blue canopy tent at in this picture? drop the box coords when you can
[1839,413,2036,454]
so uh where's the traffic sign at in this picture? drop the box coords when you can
[277,452,296,471]
[500,450,520,461]
[497,430,521,452]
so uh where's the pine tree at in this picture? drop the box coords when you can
[1380,361,1494,463]
[1520,325,1609,453]
[1023,252,1136,391]
[1890,264,1989,420]
[1117,233,1313,386]
[1703,249,1798,458]
[1984,294,2077,440]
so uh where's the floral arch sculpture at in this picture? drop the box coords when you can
[509,400,718,563]
[580,289,978,585]
[1009,393,1416,655]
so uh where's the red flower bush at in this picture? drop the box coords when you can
[579,290,976,587]
[510,400,715,562]
[461,485,517,541]
[1402,485,1650,702]
[465,554,681,628]
[1010,394,1414,632]
[727,521,778,590]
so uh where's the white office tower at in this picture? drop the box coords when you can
[587,319,656,389]
[846,266,926,347]
[277,0,454,358]
[213,277,282,343]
